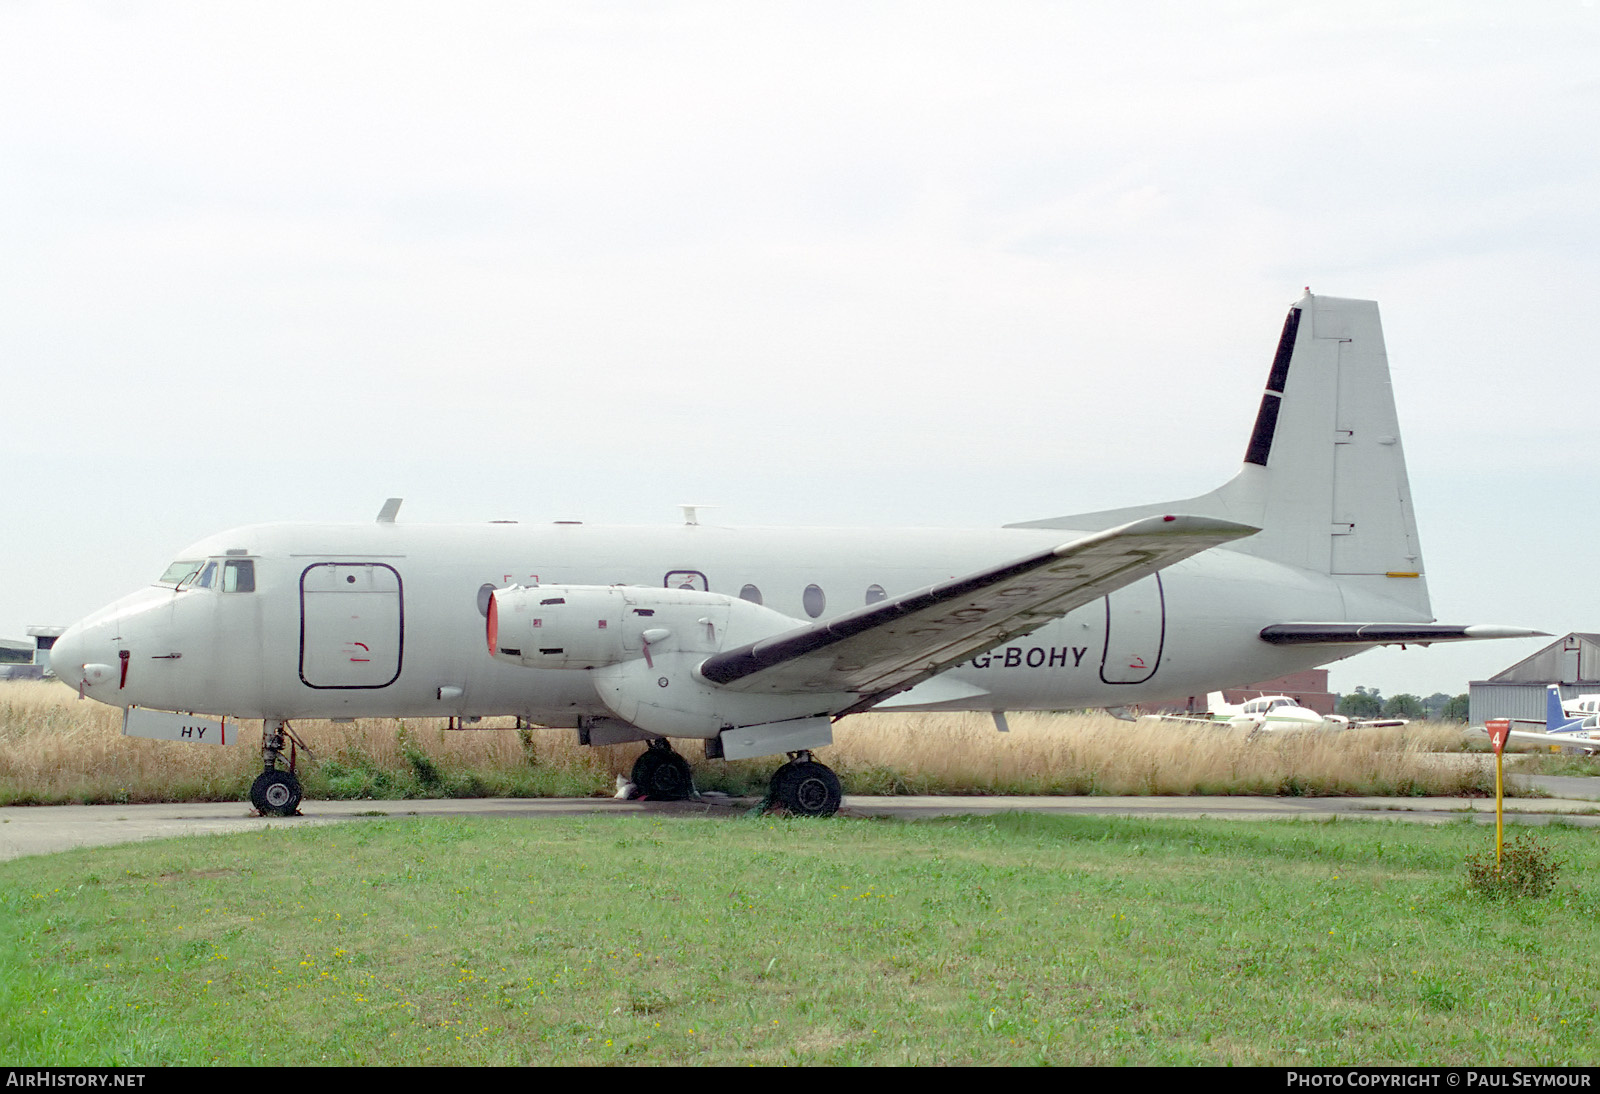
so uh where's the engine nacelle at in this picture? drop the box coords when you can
[488,585,632,669]
[486,583,797,671]
[488,584,856,743]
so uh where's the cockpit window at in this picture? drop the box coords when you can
[223,559,255,593]
[193,561,217,589]
[157,560,203,587]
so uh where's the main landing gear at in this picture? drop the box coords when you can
[768,751,842,817]
[250,719,304,817]
[630,739,695,801]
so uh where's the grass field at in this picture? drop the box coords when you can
[1,680,1497,805]
[1,811,1596,1066]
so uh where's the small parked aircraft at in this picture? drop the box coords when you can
[48,293,1539,816]
[1561,693,1600,720]
[1142,691,1406,731]
[1500,685,1600,753]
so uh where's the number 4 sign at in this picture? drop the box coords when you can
[1486,718,1511,754]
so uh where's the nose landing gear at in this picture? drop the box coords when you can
[250,769,302,815]
[250,719,304,817]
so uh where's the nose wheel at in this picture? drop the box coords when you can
[251,719,305,816]
[768,753,842,817]
[250,770,303,816]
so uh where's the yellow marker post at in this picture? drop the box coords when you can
[1486,718,1511,865]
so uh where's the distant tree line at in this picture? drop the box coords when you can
[1336,686,1468,722]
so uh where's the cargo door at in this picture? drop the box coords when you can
[299,563,404,689]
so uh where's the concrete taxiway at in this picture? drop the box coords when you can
[2,775,1597,863]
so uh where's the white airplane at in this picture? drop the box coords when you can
[1561,693,1600,720]
[1143,691,1405,731]
[1209,692,1347,730]
[49,293,1540,817]
[1499,685,1600,753]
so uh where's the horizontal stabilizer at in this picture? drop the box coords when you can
[1259,623,1547,647]
[699,514,1257,710]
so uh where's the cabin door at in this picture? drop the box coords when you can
[1099,573,1165,685]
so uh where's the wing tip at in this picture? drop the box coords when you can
[1053,513,1260,556]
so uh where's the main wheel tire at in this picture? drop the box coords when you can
[250,770,302,816]
[630,749,694,801]
[772,761,841,817]
[767,761,797,805]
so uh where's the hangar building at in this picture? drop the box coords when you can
[1468,633,1600,725]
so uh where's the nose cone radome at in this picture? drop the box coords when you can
[48,623,86,689]
[47,619,122,695]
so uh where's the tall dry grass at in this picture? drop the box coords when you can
[0,681,625,805]
[0,680,1491,805]
[828,710,1485,797]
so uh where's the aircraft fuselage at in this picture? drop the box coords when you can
[57,518,1390,727]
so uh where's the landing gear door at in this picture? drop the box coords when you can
[300,563,404,689]
[1100,574,1165,685]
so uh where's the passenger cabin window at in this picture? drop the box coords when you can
[739,584,763,605]
[802,584,825,618]
[865,584,887,605]
[223,559,256,593]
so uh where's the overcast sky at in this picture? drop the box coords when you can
[4,1,1598,701]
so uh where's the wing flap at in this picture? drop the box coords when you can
[699,514,1257,705]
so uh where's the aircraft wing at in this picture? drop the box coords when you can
[698,514,1257,712]
[1504,728,1600,752]
[1137,713,1230,728]
[1465,724,1600,752]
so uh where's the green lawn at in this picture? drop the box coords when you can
[2,812,1596,1066]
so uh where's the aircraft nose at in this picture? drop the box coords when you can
[49,621,124,694]
[48,623,86,688]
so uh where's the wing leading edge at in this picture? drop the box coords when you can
[699,514,1258,712]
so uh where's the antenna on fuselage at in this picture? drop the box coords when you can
[376,498,403,523]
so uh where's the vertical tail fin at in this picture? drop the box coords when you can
[1547,685,1583,733]
[1008,292,1432,619]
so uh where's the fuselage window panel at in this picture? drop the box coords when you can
[865,584,887,605]
[739,584,763,605]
